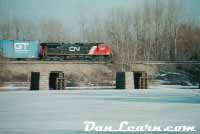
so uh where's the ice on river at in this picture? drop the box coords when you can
[0,85,200,134]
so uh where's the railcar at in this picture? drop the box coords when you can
[0,40,39,59]
[40,43,112,61]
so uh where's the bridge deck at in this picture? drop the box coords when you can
[0,61,200,65]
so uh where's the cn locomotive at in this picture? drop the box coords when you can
[0,40,112,61]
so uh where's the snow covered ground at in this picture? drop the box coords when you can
[0,85,199,134]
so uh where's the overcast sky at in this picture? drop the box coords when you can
[0,0,200,28]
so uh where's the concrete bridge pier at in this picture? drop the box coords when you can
[39,73,49,90]
[125,72,135,89]
[116,72,135,89]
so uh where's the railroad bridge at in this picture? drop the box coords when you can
[2,61,199,90]
[2,61,158,89]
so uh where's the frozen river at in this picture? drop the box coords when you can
[0,85,200,134]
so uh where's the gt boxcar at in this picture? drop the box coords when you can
[0,40,39,59]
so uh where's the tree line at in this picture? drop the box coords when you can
[0,0,199,63]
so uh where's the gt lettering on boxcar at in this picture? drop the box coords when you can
[14,43,29,52]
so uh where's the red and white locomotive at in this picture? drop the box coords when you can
[40,43,112,61]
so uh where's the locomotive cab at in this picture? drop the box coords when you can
[91,43,112,56]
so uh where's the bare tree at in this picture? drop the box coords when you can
[40,18,65,42]
[0,19,11,40]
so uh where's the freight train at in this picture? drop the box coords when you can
[0,40,112,61]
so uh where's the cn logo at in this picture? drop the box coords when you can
[69,46,80,52]
[14,43,29,52]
